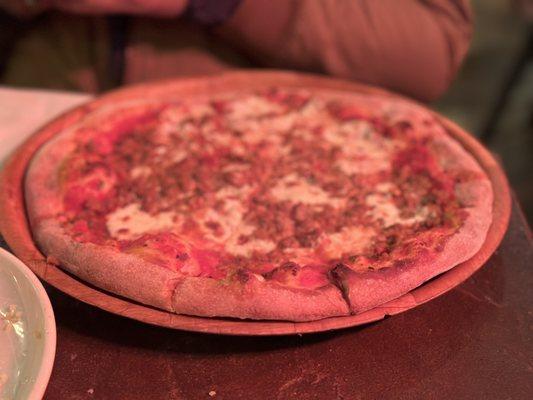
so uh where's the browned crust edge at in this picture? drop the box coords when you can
[35,220,180,311]
[172,277,349,321]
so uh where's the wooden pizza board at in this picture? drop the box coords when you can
[0,71,512,335]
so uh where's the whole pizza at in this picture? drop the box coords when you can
[25,74,493,321]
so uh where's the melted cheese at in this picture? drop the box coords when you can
[196,185,275,257]
[154,146,167,155]
[162,103,213,124]
[267,112,298,132]
[366,192,429,227]
[321,226,375,258]
[106,203,176,239]
[280,247,322,265]
[227,238,276,258]
[241,124,283,145]
[228,95,282,120]
[215,185,252,200]
[187,103,214,120]
[321,119,413,176]
[130,166,152,179]
[171,149,187,163]
[221,163,249,176]
[208,131,234,147]
[323,121,373,148]
[201,199,250,243]
[240,100,322,140]
[336,158,389,175]
[156,103,213,140]
[323,122,396,175]
[375,182,394,192]
[270,173,345,207]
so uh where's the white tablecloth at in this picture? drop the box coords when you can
[0,87,91,166]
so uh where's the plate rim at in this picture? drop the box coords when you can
[0,70,512,335]
[0,248,56,399]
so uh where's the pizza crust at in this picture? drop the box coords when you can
[34,220,180,311]
[172,276,349,321]
[25,132,74,222]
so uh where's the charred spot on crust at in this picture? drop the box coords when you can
[328,262,347,281]
[235,269,250,284]
[327,267,340,283]
[327,263,353,309]
[175,253,189,261]
[348,255,359,263]
[280,262,300,276]
[386,235,397,248]
[434,242,446,252]
[264,261,300,279]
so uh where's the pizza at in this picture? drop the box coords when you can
[24,77,493,321]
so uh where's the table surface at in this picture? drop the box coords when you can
[0,199,530,400]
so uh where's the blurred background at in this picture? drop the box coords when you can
[436,0,532,223]
[0,0,531,222]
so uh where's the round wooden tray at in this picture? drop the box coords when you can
[0,71,511,335]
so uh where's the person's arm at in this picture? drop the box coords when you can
[0,0,243,20]
[50,0,188,16]
[0,0,188,18]
[217,0,473,102]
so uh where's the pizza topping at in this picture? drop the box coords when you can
[106,203,176,240]
[270,173,345,207]
[366,191,430,228]
[264,88,310,109]
[58,88,469,281]
[227,95,283,120]
[327,101,374,122]
[63,167,116,212]
[118,232,226,278]
[321,226,374,259]
[265,262,331,290]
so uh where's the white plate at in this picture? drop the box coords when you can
[0,248,56,400]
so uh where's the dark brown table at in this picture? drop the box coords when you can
[2,199,532,400]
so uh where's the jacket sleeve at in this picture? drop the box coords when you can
[217,0,473,102]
